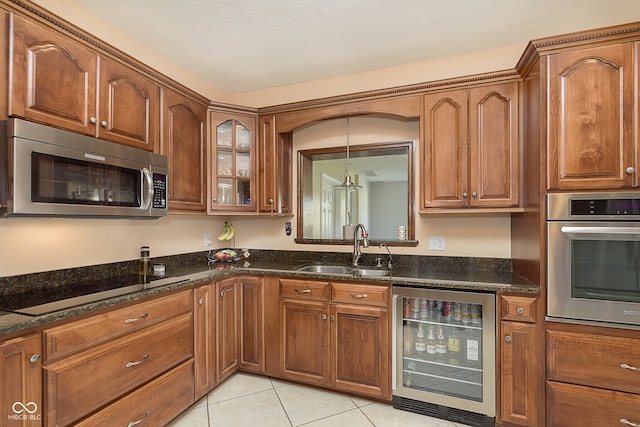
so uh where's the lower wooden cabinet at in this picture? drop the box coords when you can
[194,283,217,400]
[547,381,640,427]
[498,294,540,427]
[0,334,42,427]
[74,360,194,427]
[44,312,193,426]
[239,275,265,373]
[546,324,640,427]
[279,278,391,399]
[216,277,240,382]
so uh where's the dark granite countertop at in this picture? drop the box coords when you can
[0,250,538,337]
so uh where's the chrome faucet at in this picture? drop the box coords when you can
[380,242,393,269]
[352,223,369,266]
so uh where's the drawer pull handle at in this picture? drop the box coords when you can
[620,363,639,371]
[124,313,149,324]
[125,354,149,368]
[128,410,151,427]
[295,288,312,294]
[620,419,639,426]
[349,293,368,299]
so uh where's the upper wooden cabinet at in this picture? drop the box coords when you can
[97,58,159,150]
[258,114,293,214]
[547,42,635,190]
[209,111,257,212]
[421,81,520,210]
[161,88,208,212]
[10,13,159,151]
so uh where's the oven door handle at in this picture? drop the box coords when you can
[561,226,640,239]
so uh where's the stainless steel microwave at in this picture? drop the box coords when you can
[0,119,168,218]
[547,192,640,328]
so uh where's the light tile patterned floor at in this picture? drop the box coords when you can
[167,372,473,427]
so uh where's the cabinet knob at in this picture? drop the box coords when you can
[101,120,108,127]
[198,298,204,305]
[330,315,335,321]
[516,307,524,314]
[29,354,40,363]
[322,314,327,320]
[462,192,468,198]
[90,117,97,124]
[471,192,478,198]
[505,335,512,343]
[626,167,636,175]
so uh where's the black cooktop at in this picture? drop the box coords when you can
[0,273,191,316]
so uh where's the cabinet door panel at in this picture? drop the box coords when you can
[10,14,97,134]
[469,82,519,207]
[162,88,207,212]
[0,334,42,427]
[194,283,216,399]
[547,381,640,427]
[500,321,538,427]
[422,90,468,208]
[240,276,264,372]
[331,304,389,399]
[99,59,159,151]
[547,329,640,394]
[547,43,634,190]
[74,360,194,427]
[279,299,329,385]
[216,278,239,382]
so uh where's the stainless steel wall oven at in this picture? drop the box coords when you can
[547,192,640,328]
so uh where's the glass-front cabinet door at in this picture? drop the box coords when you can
[209,112,257,212]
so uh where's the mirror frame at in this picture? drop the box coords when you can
[295,140,416,246]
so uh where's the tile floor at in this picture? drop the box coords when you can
[167,372,472,427]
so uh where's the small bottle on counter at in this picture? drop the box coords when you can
[138,246,150,282]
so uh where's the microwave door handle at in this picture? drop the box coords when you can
[141,168,153,211]
[560,226,640,240]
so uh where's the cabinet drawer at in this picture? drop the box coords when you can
[279,278,330,301]
[44,289,192,361]
[499,295,536,323]
[74,359,194,427]
[331,282,389,307]
[547,381,640,427]
[547,330,640,394]
[45,312,193,426]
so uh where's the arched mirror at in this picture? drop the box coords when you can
[296,140,416,245]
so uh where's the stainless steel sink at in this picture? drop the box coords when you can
[296,264,353,274]
[295,264,390,276]
[352,267,391,276]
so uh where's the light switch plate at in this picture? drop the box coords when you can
[204,233,212,246]
[429,235,445,251]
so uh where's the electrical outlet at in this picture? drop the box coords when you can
[428,235,445,251]
[204,233,212,247]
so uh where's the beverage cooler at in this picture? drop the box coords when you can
[392,286,496,427]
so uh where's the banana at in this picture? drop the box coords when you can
[217,221,230,241]
[225,222,235,241]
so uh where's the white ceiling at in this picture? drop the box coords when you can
[72,0,640,93]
